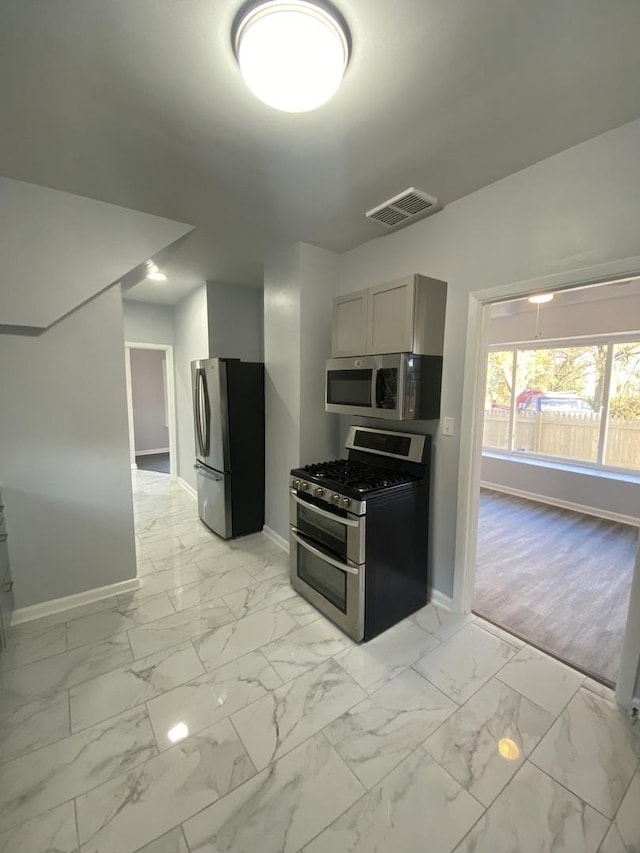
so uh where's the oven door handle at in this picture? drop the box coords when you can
[290,529,360,575]
[289,491,360,527]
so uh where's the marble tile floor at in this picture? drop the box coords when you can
[0,468,638,853]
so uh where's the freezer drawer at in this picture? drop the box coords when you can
[195,462,232,540]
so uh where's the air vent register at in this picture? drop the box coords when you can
[366,187,439,230]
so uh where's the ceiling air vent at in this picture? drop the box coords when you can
[366,187,439,230]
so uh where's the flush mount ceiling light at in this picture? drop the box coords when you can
[232,0,350,112]
[528,293,554,304]
[145,260,167,282]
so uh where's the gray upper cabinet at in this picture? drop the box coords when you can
[331,290,368,357]
[331,274,447,357]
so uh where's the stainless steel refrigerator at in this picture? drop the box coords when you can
[191,358,265,539]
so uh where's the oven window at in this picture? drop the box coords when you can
[297,543,347,613]
[327,369,372,407]
[296,503,347,557]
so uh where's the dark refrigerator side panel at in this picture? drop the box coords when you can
[225,361,265,537]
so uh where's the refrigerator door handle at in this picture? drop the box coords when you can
[195,368,210,458]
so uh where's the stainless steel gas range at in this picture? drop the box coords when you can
[289,425,431,641]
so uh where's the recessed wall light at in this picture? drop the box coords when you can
[528,293,554,304]
[232,0,350,113]
[145,261,167,282]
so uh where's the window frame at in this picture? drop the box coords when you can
[484,332,640,474]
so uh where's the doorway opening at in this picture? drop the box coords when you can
[453,262,640,708]
[124,342,176,478]
[474,280,640,685]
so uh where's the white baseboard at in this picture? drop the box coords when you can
[177,477,197,501]
[481,481,640,527]
[429,589,453,611]
[263,525,289,553]
[12,578,140,626]
[135,448,170,457]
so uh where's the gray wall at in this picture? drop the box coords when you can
[207,282,264,362]
[173,285,209,491]
[263,119,640,601]
[0,287,136,609]
[333,119,640,600]
[130,348,169,453]
[123,300,174,346]
[264,245,302,539]
[264,243,340,540]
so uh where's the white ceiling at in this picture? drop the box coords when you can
[490,277,640,318]
[2,0,640,304]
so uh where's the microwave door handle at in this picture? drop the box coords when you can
[289,491,360,527]
[374,367,385,408]
[290,529,360,575]
[371,367,380,409]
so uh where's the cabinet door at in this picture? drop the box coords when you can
[332,291,368,357]
[366,276,415,354]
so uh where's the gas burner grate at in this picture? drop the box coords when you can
[300,459,414,494]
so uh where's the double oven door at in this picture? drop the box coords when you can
[289,491,365,641]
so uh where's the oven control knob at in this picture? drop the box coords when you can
[331,493,340,504]
[341,497,351,508]
[299,482,309,492]
[292,479,300,489]
[314,487,325,498]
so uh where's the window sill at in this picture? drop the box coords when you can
[481,450,640,485]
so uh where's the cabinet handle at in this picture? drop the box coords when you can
[2,581,13,594]
[0,534,7,543]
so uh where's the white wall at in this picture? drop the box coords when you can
[173,285,209,491]
[309,118,640,600]
[207,282,263,362]
[123,300,174,346]
[130,348,168,453]
[0,287,136,609]
[481,456,639,525]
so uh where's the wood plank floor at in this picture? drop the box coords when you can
[473,489,638,685]
[135,452,170,474]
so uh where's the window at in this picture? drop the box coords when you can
[483,338,640,473]
[605,342,640,471]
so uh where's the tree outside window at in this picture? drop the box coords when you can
[483,339,640,472]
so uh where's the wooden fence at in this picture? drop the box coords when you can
[483,411,640,469]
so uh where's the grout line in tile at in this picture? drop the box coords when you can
[73,797,81,851]
[67,688,73,737]
[526,756,615,822]
[179,823,192,853]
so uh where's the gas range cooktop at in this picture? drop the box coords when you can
[290,426,428,515]
[292,459,415,499]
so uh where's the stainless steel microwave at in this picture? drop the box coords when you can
[325,353,442,420]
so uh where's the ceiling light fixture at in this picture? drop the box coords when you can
[528,293,554,304]
[145,260,167,282]
[232,0,350,113]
